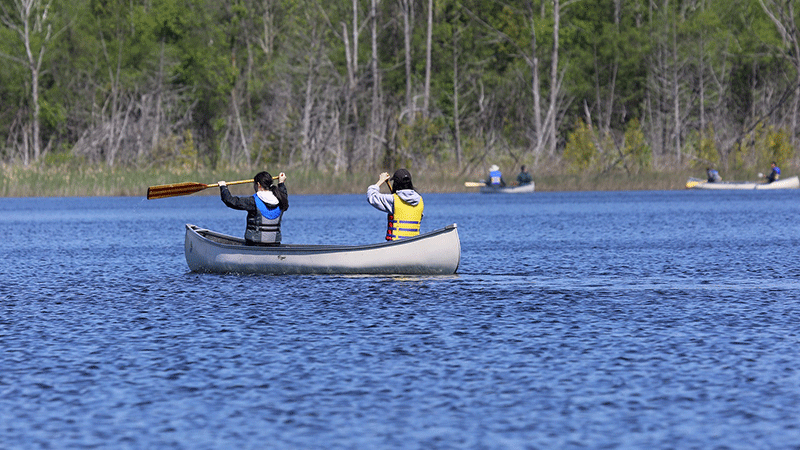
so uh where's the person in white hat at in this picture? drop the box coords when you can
[485,164,506,187]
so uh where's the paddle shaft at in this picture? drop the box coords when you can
[146,177,278,200]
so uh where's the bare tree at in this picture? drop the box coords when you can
[0,0,61,164]
[452,21,462,167]
[400,0,414,124]
[370,0,382,167]
[423,0,433,118]
[758,0,800,143]
[526,1,544,156]
[255,0,277,58]
[546,0,561,156]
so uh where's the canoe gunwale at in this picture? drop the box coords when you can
[479,183,535,194]
[186,223,458,254]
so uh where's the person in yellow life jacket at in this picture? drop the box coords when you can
[366,168,424,241]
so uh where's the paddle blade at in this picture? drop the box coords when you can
[685,179,705,189]
[146,182,211,200]
[464,181,485,187]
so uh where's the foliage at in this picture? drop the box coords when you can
[394,115,449,168]
[685,127,721,169]
[736,124,796,170]
[623,119,651,173]
[0,0,799,182]
[563,119,599,174]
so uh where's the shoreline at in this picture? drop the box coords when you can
[0,165,786,197]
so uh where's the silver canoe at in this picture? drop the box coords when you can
[479,182,535,194]
[184,223,461,275]
[686,176,799,190]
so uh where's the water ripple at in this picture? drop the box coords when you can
[2,193,800,448]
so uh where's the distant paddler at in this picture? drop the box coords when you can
[706,167,722,182]
[764,162,781,183]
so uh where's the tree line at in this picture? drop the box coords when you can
[1,0,798,177]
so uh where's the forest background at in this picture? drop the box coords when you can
[1,0,800,196]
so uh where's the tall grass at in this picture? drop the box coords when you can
[0,163,793,197]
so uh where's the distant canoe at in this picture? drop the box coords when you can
[184,223,461,275]
[479,183,535,194]
[686,176,799,190]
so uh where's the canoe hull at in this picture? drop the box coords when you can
[686,176,800,190]
[184,224,461,275]
[479,183,535,194]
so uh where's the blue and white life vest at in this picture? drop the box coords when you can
[489,170,503,185]
[246,194,283,243]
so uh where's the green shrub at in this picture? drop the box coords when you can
[624,119,651,173]
[563,119,598,173]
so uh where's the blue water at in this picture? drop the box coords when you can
[2,189,800,449]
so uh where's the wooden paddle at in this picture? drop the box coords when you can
[146,177,277,200]
[464,181,485,187]
[685,179,705,189]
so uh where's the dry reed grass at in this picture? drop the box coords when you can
[0,163,790,197]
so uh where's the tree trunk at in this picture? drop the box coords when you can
[672,14,681,162]
[453,25,461,168]
[1,0,57,164]
[301,48,316,166]
[547,0,560,155]
[370,0,381,167]
[423,0,432,118]
[151,40,165,157]
[402,0,413,124]
[527,2,543,156]
[758,0,800,143]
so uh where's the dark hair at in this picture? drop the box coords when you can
[254,170,289,211]
[390,168,414,192]
[254,171,273,190]
[521,165,526,171]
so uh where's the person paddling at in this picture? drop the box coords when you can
[218,171,288,245]
[765,162,781,183]
[486,164,506,187]
[706,167,722,182]
[367,169,424,240]
[516,165,533,186]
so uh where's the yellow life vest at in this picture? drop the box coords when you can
[386,194,424,240]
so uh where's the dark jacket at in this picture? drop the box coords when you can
[220,184,288,244]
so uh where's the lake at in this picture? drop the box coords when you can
[1,188,799,449]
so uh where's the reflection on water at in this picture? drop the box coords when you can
[1,190,800,448]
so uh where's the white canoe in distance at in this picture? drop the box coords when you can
[184,223,461,275]
[685,176,800,190]
[479,183,535,194]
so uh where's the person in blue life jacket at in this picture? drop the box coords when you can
[486,164,506,187]
[516,165,533,185]
[706,167,722,182]
[367,168,424,241]
[765,162,781,183]
[218,171,288,245]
